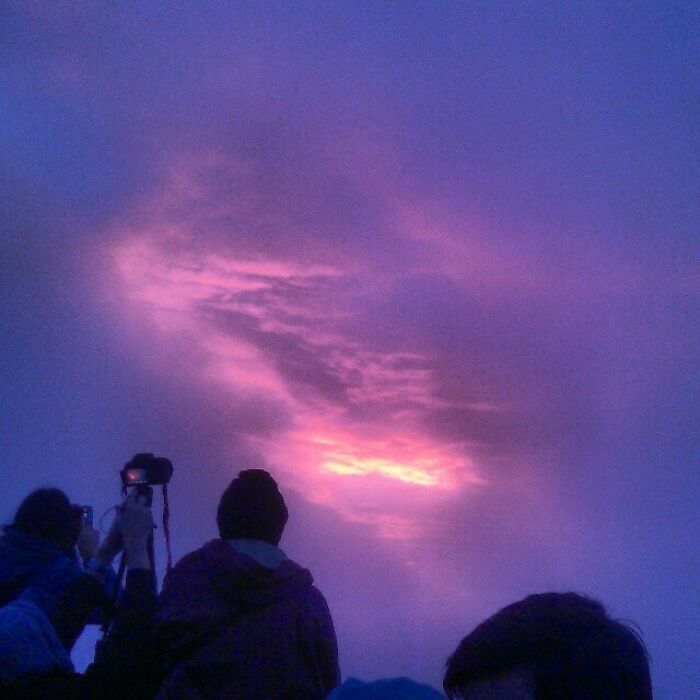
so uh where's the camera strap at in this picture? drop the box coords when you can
[162,483,173,573]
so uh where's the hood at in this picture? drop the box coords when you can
[0,529,77,586]
[0,530,82,613]
[201,539,313,609]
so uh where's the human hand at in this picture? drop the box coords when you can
[121,489,155,570]
[92,507,123,568]
[77,520,100,560]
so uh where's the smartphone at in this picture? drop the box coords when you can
[81,505,93,526]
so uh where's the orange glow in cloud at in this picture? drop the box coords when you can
[323,458,437,486]
[288,425,477,490]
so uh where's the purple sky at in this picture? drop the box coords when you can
[1,2,699,695]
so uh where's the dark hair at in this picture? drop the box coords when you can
[11,488,83,553]
[217,469,288,546]
[444,592,652,700]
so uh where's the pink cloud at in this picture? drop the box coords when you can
[105,156,505,539]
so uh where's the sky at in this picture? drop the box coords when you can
[1,1,698,695]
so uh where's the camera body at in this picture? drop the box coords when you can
[120,453,174,489]
[102,452,175,634]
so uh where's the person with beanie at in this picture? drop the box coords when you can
[153,469,340,700]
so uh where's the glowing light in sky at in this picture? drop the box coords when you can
[2,4,696,693]
[108,167,492,538]
[323,459,437,486]
[296,428,471,489]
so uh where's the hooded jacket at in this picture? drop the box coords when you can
[155,539,340,700]
[0,529,83,614]
[0,599,73,682]
[0,568,157,700]
[0,528,110,651]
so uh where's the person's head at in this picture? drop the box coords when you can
[217,469,288,546]
[9,488,83,553]
[444,592,652,700]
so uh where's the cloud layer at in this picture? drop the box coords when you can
[2,1,699,693]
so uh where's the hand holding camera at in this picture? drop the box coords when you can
[120,489,155,571]
[87,489,155,580]
[86,453,173,597]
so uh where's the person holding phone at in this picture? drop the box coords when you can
[0,485,144,651]
[0,488,98,639]
[0,489,158,700]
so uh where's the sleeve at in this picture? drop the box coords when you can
[0,669,91,700]
[310,588,341,695]
[49,573,107,651]
[152,551,217,673]
[95,568,157,668]
[81,568,160,700]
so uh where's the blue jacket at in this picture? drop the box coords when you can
[0,599,73,682]
[327,678,446,699]
[0,529,84,616]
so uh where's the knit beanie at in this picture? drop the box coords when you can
[12,489,82,552]
[217,470,288,545]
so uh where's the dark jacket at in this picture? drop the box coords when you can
[0,528,108,650]
[0,568,157,700]
[0,529,83,613]
[155,539,340,699]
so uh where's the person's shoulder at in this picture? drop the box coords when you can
[158,541,235,624]
[302,580,334,614]
[161,540,233,589]
[168,540,222,573]
[160,541,216,600]
[273,559,327,606]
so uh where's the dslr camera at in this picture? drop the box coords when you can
[120,453,174,490]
